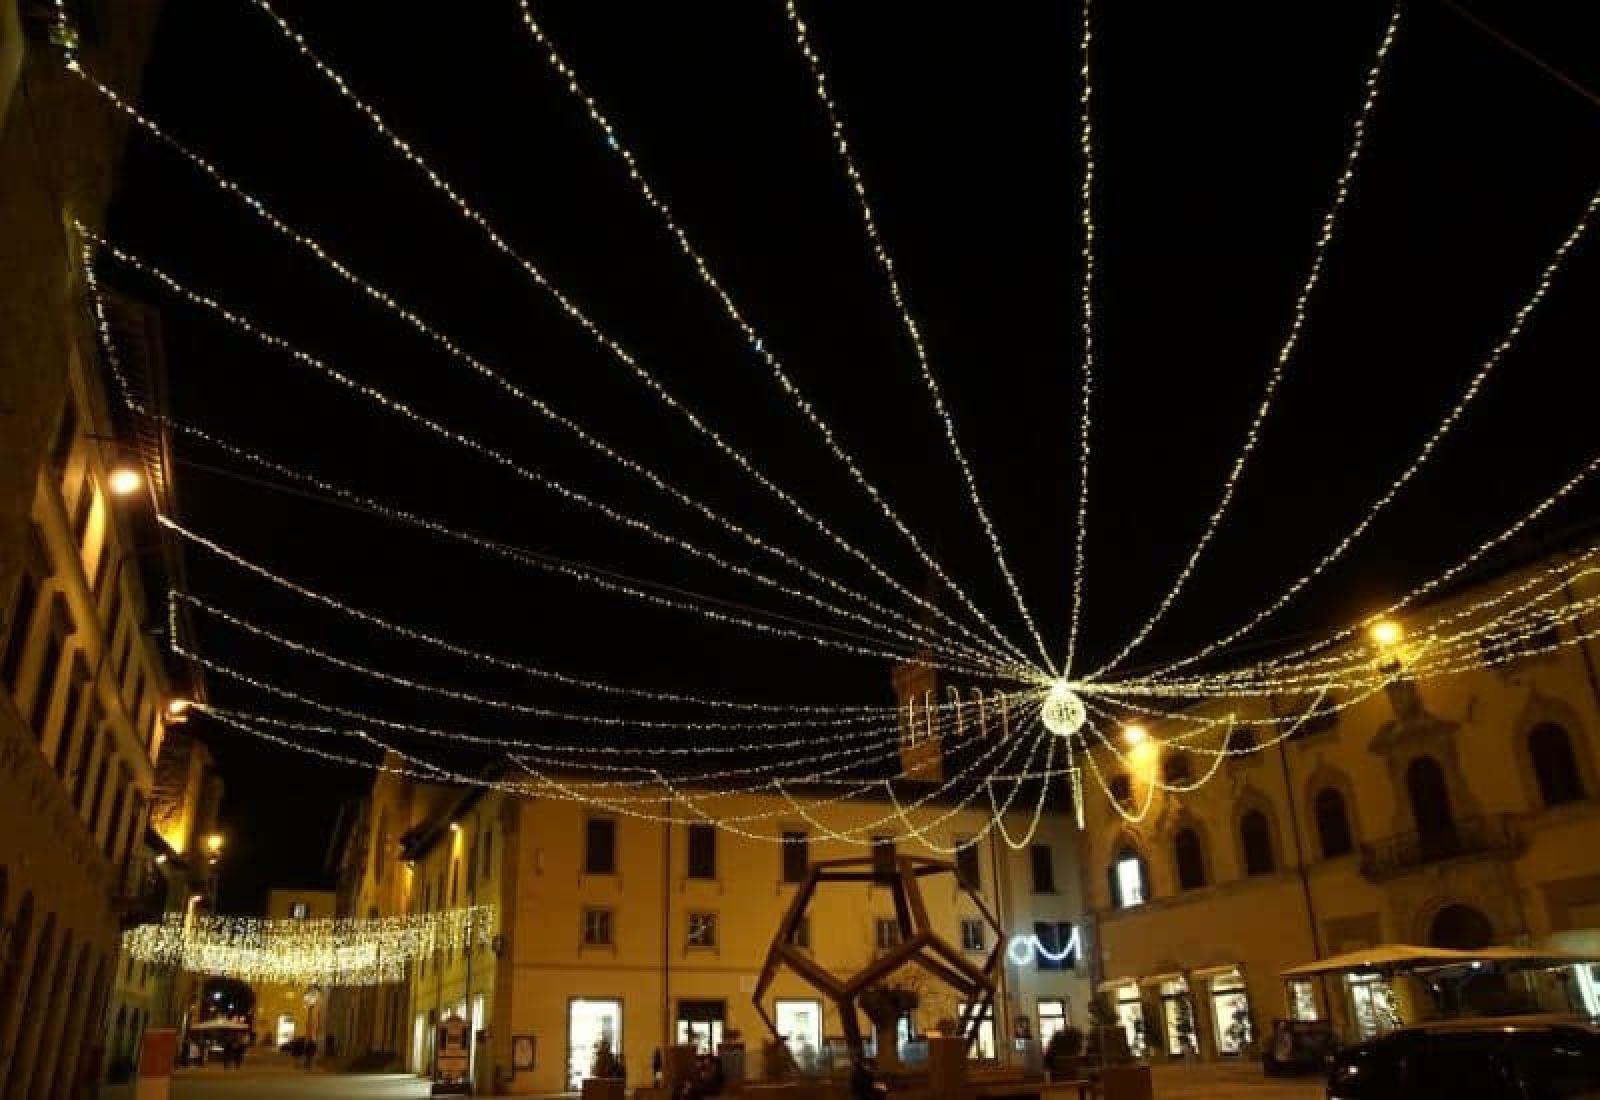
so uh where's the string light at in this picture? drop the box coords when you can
[84,237,1021,682]
[782,0,1056,673]
[1063,0,1099,678]
[123,906,494,986]
[98,10,1038,679]
[1127,178,1600,682]
[1089,0,1405,678]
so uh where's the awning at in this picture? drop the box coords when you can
[1138,972,1185,988]
[188,1019,249,1031]
[1097,977,1137,993]
[1189,964,1242,981]
[1278,943,1600,978]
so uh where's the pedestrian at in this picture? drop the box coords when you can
[303,1038,317,1070]
[652,1048,663,1085]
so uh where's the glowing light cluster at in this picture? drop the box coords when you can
[122,905,494,986]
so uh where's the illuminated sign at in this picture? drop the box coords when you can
[1007,926,1081,967]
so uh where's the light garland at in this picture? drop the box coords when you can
[122,905,494,986]
[781,0,1056,673]
[1062,0,1099,678]
[1122,177,1600,682]
[1088,0,1405,679]
[91,10,1038,680]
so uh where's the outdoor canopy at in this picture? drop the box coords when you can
[1282,944,1600,977]
[186,1019,250,1031]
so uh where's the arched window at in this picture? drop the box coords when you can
[1174,828,1206,890]
[1314,788,1354,858]
[1108,846,1148,909]
[1406,756,1454,839]
[1240,810,1275,875]
[1163,753,1192,784]
[1529,723,1584,806]
[1108,774,1133,809]
[1226,725,1257,755]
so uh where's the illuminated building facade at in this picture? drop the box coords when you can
[1080,539,1600,1059]
[0,1,193,1091]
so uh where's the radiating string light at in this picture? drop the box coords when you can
[122,6,1039,677]
[86,234,1020,680]
[1127,178,1600,682]
[178,588,1027,735]
[1062,0,1099,678]
[1088,0,1405,678]
[782,0,1056,673]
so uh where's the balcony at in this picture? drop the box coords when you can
[1359,815,1520,881]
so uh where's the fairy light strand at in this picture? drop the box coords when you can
[1089,0,1406,679]
[782,0,1057,673]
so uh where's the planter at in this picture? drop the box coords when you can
[1099,1064,1153,1100]
[581,1077,627,1100]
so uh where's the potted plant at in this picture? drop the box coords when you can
[859,983,919,1070]
[581,1037,626,1100]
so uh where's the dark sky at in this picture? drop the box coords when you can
[102,1,1600,911]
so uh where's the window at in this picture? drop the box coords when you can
[687,912,718,948]
[1033,922,1077,971]
[449,857,459,906]
[960,918,985,953]
[1038,999,1069,1045]
[582,907,613,946]
[71,476,94,545]
[1240,810,1275,875]
[50,400,78,477]
[782,831,808,883]
[27,625,64,739]
[1529,723,1584,806]
[289,902,309,919]
[1108,774,1133,809]
[585,818,617,874]
[1030,845,1055,893]
[954,837,980,891]
[874,918,902,950]
[871,836,896,876]
[53,659,87,778]
[1315,788,1354,858]
[688,823,717,879]
[1109,849,1146,908]
[1174,828,1206,890]
[1226,726,1257,754]
[789,916,810,950]
[957,1002,996,1061]
[2,574,40,693]
[481,829,494,879]
[1163,753,1192,784]
[87,750,113,831]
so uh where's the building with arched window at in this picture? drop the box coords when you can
[1080,535,1600,1058]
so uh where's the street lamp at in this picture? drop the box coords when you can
[107,464,144,496]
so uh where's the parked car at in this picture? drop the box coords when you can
[1326,1015,1600,1098]
[280,1037,311,1057]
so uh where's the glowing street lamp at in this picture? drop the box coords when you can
[1369,620,1403,648]
[108,464,144,496]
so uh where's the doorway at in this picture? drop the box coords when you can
[1428,904,1492,950]
[676,1000,725,1055]
[568,998,623,1090]
[774,999,822,1072]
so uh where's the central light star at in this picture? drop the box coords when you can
[1040,680,1087,737]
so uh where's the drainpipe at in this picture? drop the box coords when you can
[987,822,1013,1065]
[1563,576,1600,717]
[1271,696,1328,1018]
[662,794,673,1057]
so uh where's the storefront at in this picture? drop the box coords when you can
[567,998,623,1090]
[774,999,823,1072]
[1206,970,1253,1056]
[675,1000,725,1055]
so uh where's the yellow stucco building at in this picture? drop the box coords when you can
[328,712,1095,1095]
[252,887,340,1049]
[1079,538,1600,1060]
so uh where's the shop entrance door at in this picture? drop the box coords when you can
[676,1000,725,1055]
[568,999,623,1090]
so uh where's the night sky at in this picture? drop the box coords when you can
[100,1,1600,911]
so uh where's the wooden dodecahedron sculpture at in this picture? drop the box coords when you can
[751,855,1004,1062]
